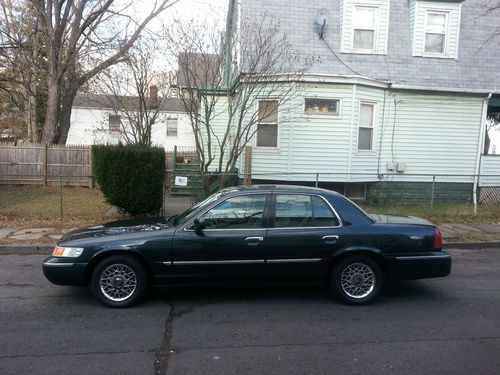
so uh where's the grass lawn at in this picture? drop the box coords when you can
[0,185,114,227]
[361,202,500,224]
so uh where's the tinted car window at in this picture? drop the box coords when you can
[275,194,339,227]
[200,194,267,229]
[311,196,340,226]
[275,195,313,227]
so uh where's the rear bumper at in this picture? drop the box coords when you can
[42,257,88,286]
[385,252,451,281]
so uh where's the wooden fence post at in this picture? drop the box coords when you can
[88,146,95,188]
[244,146,252,186]
[43,144,48,186]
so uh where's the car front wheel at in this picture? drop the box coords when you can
[331,255,383,305]
[90,255,148,308]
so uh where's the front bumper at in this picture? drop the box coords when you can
[385,251,452,281]
[42,257,88,286]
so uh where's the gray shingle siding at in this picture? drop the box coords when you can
[239,0,500,91]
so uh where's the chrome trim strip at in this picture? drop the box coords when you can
[395,254,451,261]
[162,262,172,266]
[173,259,265,265]
[267,258,322,264]
[42,262,74,267]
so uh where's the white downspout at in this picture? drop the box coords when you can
[473,93,492,214]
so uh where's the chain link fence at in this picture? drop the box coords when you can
[1,172,499,223]
[0,175,111,223]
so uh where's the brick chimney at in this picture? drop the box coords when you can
[149,85,158,109]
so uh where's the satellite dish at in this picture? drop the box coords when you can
[314,9,329,39]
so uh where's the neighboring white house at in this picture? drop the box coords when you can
[67,93,195,151]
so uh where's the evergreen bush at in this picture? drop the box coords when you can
[93,144,165,215]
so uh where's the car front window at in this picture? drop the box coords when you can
[173,192,223,226]
[199,194,267,229]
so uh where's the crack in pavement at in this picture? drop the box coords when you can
[154,303,192,375]
[167,335,500,353]
[0,349,155,360]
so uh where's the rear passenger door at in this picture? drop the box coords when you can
[266,193,344,281]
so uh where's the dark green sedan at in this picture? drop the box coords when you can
[43,185,451,307]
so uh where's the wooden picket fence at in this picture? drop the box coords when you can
[0,142,93,187]
[0,143,199,187]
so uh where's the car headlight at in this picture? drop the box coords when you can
[52,246,84,258]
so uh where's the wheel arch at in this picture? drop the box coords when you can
[85,249,154,284]
[327,247,389,276]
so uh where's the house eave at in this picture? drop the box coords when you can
[390,84,499,95]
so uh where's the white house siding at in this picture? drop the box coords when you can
[242,82,485,179]
[480,156,500,186]
[67,107,195,151]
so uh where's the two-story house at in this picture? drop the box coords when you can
[217,0,500,202]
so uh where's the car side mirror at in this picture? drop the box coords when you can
[193,218,205,233]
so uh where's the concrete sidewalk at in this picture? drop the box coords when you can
[0,222,499,254]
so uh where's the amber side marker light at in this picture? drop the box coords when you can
[52,247,84,258]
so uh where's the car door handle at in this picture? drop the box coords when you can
[322,235,339,243]
[245,236,264,245]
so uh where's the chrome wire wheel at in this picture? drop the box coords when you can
[340,262,376,299]
[99,263,137,302]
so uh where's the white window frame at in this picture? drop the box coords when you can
[423,10,449,57]
[166,118,178,137]
[304,98,341,117]
[255,99,280,150]
[357,101,377,153]
[351,5,379,54]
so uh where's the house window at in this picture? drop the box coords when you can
[166,118,178,137]
[305,98,339,115]
[425,11,448,54]
[353,6,377,51]
[257,100,278,148]
[108,115,121,132]
[358,103,375,150]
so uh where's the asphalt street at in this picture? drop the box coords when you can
[0,247,499,375]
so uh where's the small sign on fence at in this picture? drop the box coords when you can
[174,176,188,187]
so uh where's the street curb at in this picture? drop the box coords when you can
[443,241,500,250]
[0,245,53,255]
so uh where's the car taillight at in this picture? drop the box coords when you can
[434,228,442,250]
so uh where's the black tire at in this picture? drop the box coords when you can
[90,255,148,308]
[330,255,383,305]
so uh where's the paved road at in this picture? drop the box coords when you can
[0,248,499,375]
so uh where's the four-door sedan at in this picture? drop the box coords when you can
[43,185,451,307]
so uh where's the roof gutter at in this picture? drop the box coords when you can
[390,84,500,95]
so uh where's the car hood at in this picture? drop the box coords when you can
[370,213,434,226]
[60,217,174,243]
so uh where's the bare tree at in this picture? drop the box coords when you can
[0,0,46,142]
[23,0,176,144]
[91,38,174,146]
[171,14,314,174]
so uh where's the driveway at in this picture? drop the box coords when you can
[0,247,499,374]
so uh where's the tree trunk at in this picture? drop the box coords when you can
[42,80,61,144]
[58,86,78,144]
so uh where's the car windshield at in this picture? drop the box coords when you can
[173,192,223,226]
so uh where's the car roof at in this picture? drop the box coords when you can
[219,184,343,197]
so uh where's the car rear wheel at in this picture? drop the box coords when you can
[90,255,148,308]
[330,255,383,305]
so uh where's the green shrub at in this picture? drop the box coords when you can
[92,144,165,215]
